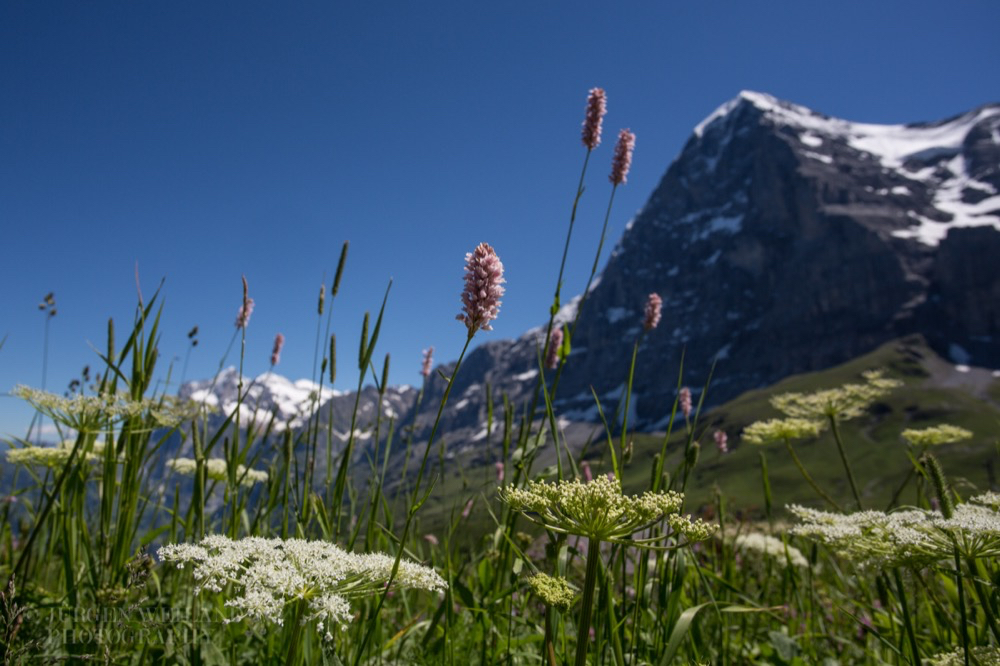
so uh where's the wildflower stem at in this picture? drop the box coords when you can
[893,568,921,666]
[782,438,843,512]
[284,597,307,666]
[953,545,970,666]
[828,415,863,509]
[554,149,591,309]
[352,336,472,665]
[575,538,601,666]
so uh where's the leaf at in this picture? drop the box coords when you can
[659,602,712,665]
[768,630,800,662]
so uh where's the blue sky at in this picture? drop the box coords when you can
[2,0,998,435]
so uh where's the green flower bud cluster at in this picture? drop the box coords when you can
[527,573,576,610]
[500,475,714,545]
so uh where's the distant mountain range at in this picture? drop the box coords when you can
[180,91,1000,469]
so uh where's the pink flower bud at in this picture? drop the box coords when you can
[235,276,254,329]
[546,327,563,369]
[581,460,593,482]
[457,243,505,337]
[495,461,505,483]
[270,333,285,366]
[610,129,635,185]
[713,429,728,454]
[581,88,607,150]
[643,293,662,331]
[461,497,474,520]
[679,387,692,420]
[420,347,434,378]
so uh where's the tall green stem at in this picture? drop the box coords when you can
[828,415,863,509]
[893,568,921,666]
[575,538,601,666]
[783,439,844,512]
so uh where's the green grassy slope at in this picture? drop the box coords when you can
[413,335,1000,538]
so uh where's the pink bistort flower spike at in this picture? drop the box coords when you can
[235,276,255,329]
[546,327,563,369]
[610,129,636,185]
[457,242,505,337]
[271,333,285,366]
[713,429,728,454]
[461,498,474,520]
[580,460,593,482]
[420,347,434,378]
[495,461,505,483]
[643,293,662,331]
[679,387,692,420]
[581,88,607,150]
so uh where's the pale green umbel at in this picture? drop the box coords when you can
[528,573,576,611]
[500,475,715,546]
[901,424,973,447]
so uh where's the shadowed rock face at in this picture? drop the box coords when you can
[414,92,1000,437]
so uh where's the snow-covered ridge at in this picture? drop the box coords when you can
[695,91,1000,246]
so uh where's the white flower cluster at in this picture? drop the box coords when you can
[770,370,901,422]
[901,424,973,447]
[928,645,1000,666]
[166,457,268,487]
[500,475,715,544]
[790,499,1000,567]
[157,535,447,640]
[14,385,199,429]
[734,533,809,568]
[7,439,108,469]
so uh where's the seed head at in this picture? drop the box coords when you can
[581,88,607,150]
[610,129,636,185]
[643,293,662,331]
[457,242,505,337]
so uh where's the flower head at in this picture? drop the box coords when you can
[679,387,692,420]
[742,418,824,445]
[528,573,576,611]
[166,457,268,488]
[610,129,636,185]
[734,533,808,568]
[420,347,434,378]
[581,88,607,150]
[545,327,563,369]
[901,424,972,448]
[771,370,901,422]
[713,430,728,454]
[457,242,505,337]
[500,475,714,545]
[270,333,285,366]
[157,535,446,640]
[643,293,662,331]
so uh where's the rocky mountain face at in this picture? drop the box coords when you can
[181,92,1000,461]
[414,91,1000,437]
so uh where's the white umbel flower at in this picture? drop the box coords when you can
[158,536,446,640]
[734,533,809,568]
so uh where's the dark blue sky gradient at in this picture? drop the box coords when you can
[2,1,998,434]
